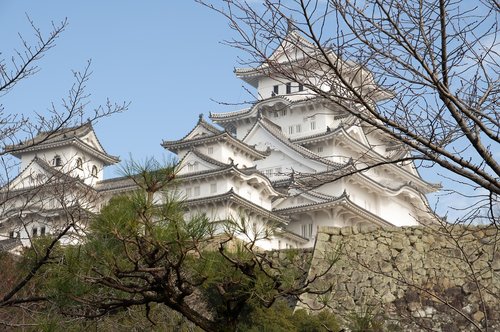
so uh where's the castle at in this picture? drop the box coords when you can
[0,30,438,252]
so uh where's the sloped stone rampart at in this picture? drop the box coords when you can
[300,225,499,331]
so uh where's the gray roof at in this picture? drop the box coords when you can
[5,122,119,165]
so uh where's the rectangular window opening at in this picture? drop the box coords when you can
[273,85,279,96]
[286,82,291,94]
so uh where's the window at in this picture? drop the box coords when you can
[280,109,287,116]
[288,126,294,135]
[310,121,316,131]
[273,85,279,96]
[41,226,46,236]
[317,146,323,153]
[188,162,199,172]
[298,83,304,92]
[9,231,15,238]
[194,186,200,197]
[207,147,214,155]
[32,227,38,237]
[76,158,83,169]
[301,223,313,238]
[286,82,292,94]
[210,183,217,194]
[295,124,302,133]
[91,165,98,178]
[264,169,272,177]
[53,155,62,167]
[186,188,192,198]
[275,167,282,175]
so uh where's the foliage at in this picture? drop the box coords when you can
[17,159,338,332]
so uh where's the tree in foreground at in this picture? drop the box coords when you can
[0,17,127,326]
[195,0,499,329]
[21,159,340,332]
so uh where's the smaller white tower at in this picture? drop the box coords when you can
[0,122,119,249]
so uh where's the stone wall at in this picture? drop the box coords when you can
[300,225,500,331]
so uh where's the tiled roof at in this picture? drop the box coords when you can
[274,193,392,227]
[179,114,224,141]
[5,122,119,164]
[96,176,137,193]
[184,188,289,225]
[162,132,269,159]
[0,238,22,252]
[244,118,346,169]
[2,157,96,194]
[184,149,228,168]
[210,94,317,121]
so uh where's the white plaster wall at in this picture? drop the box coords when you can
[255,150,317,180]
[378,196,418,226]
[19,146,104,185]
[235,121,254,140]
[257,76,308,100]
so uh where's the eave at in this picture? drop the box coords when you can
[162,132,269,160]
[183,189,289,225]
[274,193,392,227]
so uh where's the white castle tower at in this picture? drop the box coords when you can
[0,122,119,248]
[163,30,439,249]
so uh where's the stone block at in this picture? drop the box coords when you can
[379,261,393,273]
[316,232,330,243]
[340,227,352,236]
[473,310,485,322]
[381,290,396,303]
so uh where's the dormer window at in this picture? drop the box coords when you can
[91,165,98,178]
[52,155,62,167]
[76,158,83,170]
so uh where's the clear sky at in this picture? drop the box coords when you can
[0,1,250,177]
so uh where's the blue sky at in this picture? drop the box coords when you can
[0,1,250,177]
[1,1,491,220]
